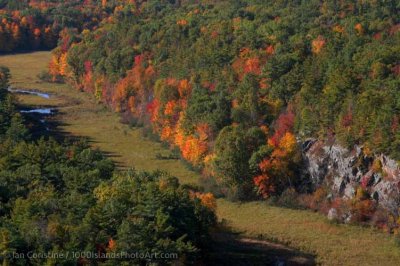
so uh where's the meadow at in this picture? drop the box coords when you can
[1,51,399,265]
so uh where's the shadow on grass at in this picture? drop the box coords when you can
[20,106,126,168]
[206,222,316,266]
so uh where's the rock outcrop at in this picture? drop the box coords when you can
[302,139,400,212]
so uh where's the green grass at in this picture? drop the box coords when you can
[1,51,400,265]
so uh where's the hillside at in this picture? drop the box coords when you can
[1,50,400,266]
[48,0,400,226]
[0,0,400,264]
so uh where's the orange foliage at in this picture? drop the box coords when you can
[255,132,297,197]
[112,54,155,113]
[354,23,364,35]
[181,135,208,165]
[311,35,326,54]
[333,25,345,33]
[197,192,217,211]
[196,123,211,141]
[178,79,191,97]
[177,19,188,26]
[232,17,241,30]
[145,65,155,77]
[254,162,275,197]
[82,61,94,93]
[259,78,269,89]
[161,125,174,142]
[232,48,267,79]
[128,96,136,114]
[265,45,275,55]
[48,54,60,81]
[278,132,296,154]
[254,105,297,197]
[164,100,177,116]
[147,99,160,123]
[108,238,116,251]
[239,47,251,58]
[244,57,261,75]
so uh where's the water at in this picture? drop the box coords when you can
[8,87,55,131]
[20,108,53,114]
[8,88,50,99]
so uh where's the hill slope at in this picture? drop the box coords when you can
[1,51,400,265]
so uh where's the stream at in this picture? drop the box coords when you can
[8,88,51,99]
[8,87,55,131]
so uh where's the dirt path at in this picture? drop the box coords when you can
[2,52,400,266]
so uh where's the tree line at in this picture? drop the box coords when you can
[0,66,216,265]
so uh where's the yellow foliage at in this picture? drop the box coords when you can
[371,159,382,173]
[59,53,68,76]
[333,25,344,33]
[278,132,296,154]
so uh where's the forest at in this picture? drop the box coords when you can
[0,0,136,52]
[49,0,399,200]
[0,66,216,264]
[0,0,400,264]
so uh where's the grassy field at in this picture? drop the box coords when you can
[1,51,400,265]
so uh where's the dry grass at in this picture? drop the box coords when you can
[217,200,400,265]
[1,51,400,265]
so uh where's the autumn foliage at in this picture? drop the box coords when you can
[47,0,400,228]
[254,107,300,197]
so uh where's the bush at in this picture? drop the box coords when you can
[275,188,303,209]
[298,187,329,212]
[199,175,224,198]
[37,70,63,83]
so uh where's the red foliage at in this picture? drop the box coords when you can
[211,31,219,39]
[244,57,261,75]
[392,64,400,76]
[268,106,295,148]
[373,32,382,40]
[265,45,275,55]
[134,54,143,66]
[341,109,353,128]
[84,61,93,74]
[389,24,400,35]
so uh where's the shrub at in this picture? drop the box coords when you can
[299,187,329,212]
[275,188,302,209]
[37,70,63,83]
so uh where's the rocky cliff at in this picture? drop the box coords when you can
[302,139,400,213]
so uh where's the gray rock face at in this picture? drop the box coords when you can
[327,208,338,221]
[302,139,400,212]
